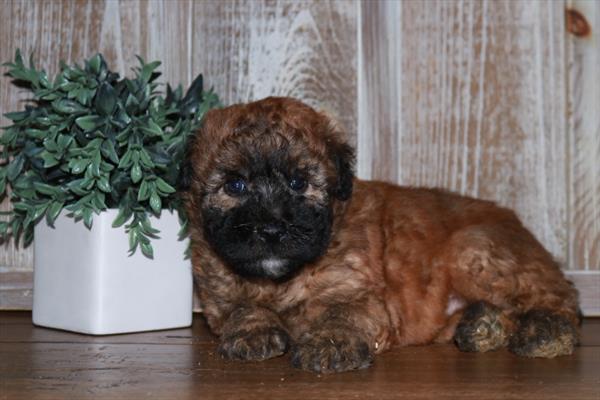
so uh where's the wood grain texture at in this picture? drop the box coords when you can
[1,312,599,400]
[566,0,600,271]
[566,272,600,316]
[190,0,358,143]
[0,270,32,310]
[359,0,569,268]
[357,0,402,182]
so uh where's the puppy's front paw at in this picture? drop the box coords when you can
[291,329,373,373]
[454,301,509,353]
[218,326,290,361]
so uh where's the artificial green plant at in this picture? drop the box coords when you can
[0,50,220,258]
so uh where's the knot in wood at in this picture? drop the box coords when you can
[565,8,591,38]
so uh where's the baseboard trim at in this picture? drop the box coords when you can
[565,271,600,317]
[1,268,598,316]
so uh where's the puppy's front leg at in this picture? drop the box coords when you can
[218,306,290,361]
[291,301,385,373]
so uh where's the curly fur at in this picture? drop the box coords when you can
[183,97,580,373]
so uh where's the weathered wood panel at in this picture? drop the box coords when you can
[191,0,358,143]
[357,0,402,182]
[0,270,32,310]
[359,0,569,267]
[1,0,597,313]
[565,272,600,316]
[566,0,600,271]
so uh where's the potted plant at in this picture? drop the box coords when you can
[0,51,220,334]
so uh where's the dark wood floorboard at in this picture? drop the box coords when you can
[0,312,598,400]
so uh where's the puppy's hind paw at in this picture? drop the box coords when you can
[509,310,578,358]
[291,329,373,373]
[218,326,290,361]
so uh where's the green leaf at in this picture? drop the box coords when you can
[75,115,104,131]
[138,149,155,168]
[141,119,163,137]
[94,82,117,116]
[140,217,160,236]
[0,221,9,235]
[66,178,89,195]
[137,179,151,201]
[25,129,47,139]
[6,155,25,181]
[69,159,89,174]
[138,58,161,84]
[40,151,60,168]
[76,88,94,105]
[140,240,154,259]
[155,177,176,194]
[97,176,111,193]
[35,116,52,126]
[43,138,58,152]
[114,108,132,127]
[1,127,18,145]
[117,150,133,169]
[56,134,74,151]
[46,201,64,226]
[52,99,85,114]
[91,151,101,177]
[112,207,133,228]
[82,208,93,229]
[88,54,103,75]
[130,163,142,183]
[128,227,139,253]
[4,111,29,122]
[124,93,140,114]
[101,140,119,164]
[13,202,30,212]
[149,191,161,214]
[34,182,60,196]
[92,192,107,210]
[24,203,48,228]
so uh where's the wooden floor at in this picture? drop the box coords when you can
[0,312,598,400]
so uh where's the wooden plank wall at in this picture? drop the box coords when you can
[0,0,598,313]
[358,0,599,314]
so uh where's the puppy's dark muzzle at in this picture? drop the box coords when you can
[256,222,287,242]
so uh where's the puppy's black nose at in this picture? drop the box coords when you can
[256,223,286,242]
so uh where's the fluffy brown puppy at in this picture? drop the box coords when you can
[182,97,580,373]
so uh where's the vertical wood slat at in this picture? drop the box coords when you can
[190,0,358,143]
[358,0,570,268]
[357,0,402,182]
[566,0,600,271]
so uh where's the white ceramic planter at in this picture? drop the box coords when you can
[32,210,193,335]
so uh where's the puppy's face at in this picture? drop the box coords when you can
[183,97,354,280]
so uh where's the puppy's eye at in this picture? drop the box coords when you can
[224,178,247,196]
[288,176,307,192]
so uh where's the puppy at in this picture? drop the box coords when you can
[182,97,580,373]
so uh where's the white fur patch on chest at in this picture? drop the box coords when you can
[261,258,287,276]
[445,294,466,316]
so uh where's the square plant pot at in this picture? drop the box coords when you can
[32,209,193,335]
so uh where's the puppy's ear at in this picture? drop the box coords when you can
[329,140,355,201]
